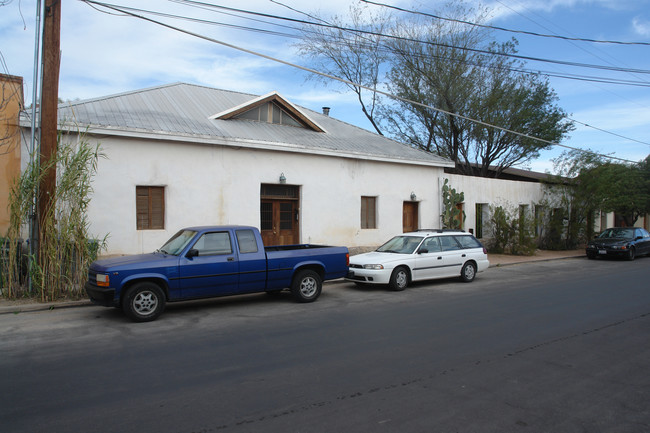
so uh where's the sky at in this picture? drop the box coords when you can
[1,0,649,174]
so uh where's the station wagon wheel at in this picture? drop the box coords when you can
[122,282,165,322]
[460,262,477,282]
[389,267,409,291]
[291,270,322,303]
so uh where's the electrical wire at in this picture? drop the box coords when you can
[80,0,645,164]
[361,0,650,47]
[170,0,650,75]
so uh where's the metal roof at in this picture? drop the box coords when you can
[49,82,453,167]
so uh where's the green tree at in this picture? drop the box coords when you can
[297,1,574,177]
[550,150,650,237]
[379,1,488,164]
[589,162,648,226]
[467,42,574,177]
[296,2,391,135]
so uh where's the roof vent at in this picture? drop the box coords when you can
[322,106,330,116]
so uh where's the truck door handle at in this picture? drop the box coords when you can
[227,257,235,262]
[437,257,442,260]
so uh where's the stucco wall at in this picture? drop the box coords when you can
[79,135,446,255]
[442,173,547,236]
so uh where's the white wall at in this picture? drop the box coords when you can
[82,135,446,254]
[443,173,548,236]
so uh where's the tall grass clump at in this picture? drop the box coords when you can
[1,132,106,300]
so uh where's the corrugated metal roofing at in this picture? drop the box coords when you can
[53,82,453,167]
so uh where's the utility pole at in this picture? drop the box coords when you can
[38,0,61,253]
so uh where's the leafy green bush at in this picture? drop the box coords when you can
[485,204,537,256]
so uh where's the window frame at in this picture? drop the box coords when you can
[190,231,233,256]
[361,196,377,229]
[136,186,165,230]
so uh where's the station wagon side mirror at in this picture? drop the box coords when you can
[418,248,428,254]
[186,249,199,258]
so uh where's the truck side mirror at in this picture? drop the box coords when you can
[186,249,199,258]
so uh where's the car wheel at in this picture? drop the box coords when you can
[460,262,477,282]
[627,247,636,261]
[291,270,322,303]
[122,282,165,322]
[389,267,409,291]
[586,251,596,260]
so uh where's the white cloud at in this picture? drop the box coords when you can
[632,16,650,36]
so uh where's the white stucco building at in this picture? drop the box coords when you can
[14,82,647,255]
[25,83,464,255]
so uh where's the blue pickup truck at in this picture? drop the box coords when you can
[85,226,349,322]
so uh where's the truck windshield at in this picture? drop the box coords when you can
[158,230,197,255]
[376,236,423,254]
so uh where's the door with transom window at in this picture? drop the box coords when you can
[260,184,300,246]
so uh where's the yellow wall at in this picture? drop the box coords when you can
[0,74,23,235]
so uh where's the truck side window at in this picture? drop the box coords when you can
[192,232,233,256]
[236,229,259,254]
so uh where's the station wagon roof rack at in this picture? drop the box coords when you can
[416,229,466,233]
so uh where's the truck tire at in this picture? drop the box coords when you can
[122,282,166,322]
[291,270,322,303]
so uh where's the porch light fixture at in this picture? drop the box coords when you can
[279,173,287,184]
[410,192,417,201]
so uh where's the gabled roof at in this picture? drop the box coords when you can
[210,91,326,133]
[32,82,453,168]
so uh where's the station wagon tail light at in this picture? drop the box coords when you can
[96,274,110,287]
[363,264,384,270]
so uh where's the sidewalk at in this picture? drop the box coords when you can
[488,249,585,267]
[0,249,585,315]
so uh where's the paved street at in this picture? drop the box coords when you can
[1,256,649,433]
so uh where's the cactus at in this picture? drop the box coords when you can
[441,178,466,229]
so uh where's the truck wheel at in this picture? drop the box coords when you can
[291,270,322,303]
[122,282,165,322]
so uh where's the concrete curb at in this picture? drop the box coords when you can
[488,254,584,268]
[0,299,92,315]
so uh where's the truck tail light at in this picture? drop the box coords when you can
[96,274,110,287]
[346,253,350,266]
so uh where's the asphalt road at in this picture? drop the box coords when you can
[1,257,649,433]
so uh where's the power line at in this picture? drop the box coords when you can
[104,2,650,88]
[494,0,650,110]
[81,0,650,149]
[80,0,644,164]
[361,0,650,47]
[142,2,650,88]
[169,0,650,76]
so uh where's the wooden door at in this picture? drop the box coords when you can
[261,199,299,246]
[403,201,419,233]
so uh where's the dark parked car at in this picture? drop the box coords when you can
[586,227,650,260]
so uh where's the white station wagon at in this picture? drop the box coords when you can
[347,230,490,291]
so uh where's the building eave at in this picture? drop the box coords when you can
[52,123,454,169]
